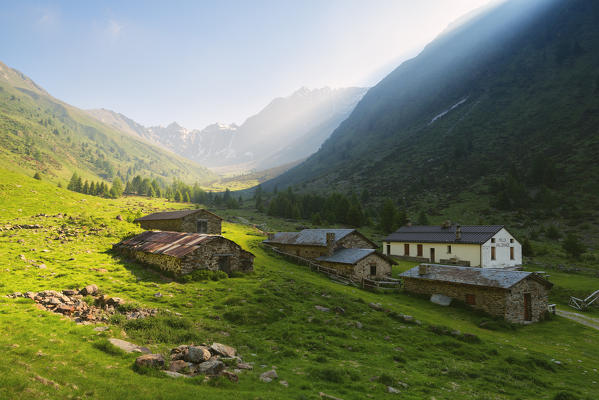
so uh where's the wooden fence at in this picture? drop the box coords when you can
[262,244,402,291]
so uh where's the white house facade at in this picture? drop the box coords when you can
[382,225,521,269]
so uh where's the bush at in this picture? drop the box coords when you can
[545,225,562,239]
[33,172,42,180]
[562,233,585,259]
[181,269,228,282]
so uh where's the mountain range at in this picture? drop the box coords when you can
[0,61,215,185]
[87,86,367,172]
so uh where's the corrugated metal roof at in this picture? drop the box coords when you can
[264,229,356,246]
[384,225,504,244]
[116,231,219,258]
[134,209,222,222]
[316,248,376,264]
[400,264,552,289]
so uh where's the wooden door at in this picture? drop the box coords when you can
[404,244,410,256]
[430,248,435,263]
[524,293,532,321]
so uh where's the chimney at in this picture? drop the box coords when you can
[455,225,462,241]
[326,232,336,256]
[267,232,274,241]
[442,220,451,229]
[418,264,428,275]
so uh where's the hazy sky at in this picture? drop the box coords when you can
[0,0,496,128]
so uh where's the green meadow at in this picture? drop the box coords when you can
[1,168,598,400]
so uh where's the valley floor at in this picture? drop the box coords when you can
[1,169,598,400]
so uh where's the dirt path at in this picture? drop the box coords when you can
[557,309,599,331]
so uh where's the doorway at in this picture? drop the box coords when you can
[430,248,435,263]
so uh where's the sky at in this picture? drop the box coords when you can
[0,0,497,129]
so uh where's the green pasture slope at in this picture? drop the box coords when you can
[0,168,598,400]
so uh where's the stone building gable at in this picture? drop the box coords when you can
[136,209,222,234]
[336,232,377,250]
[180,236,253,275]
[318,253,392,280]
[504,278,549,323]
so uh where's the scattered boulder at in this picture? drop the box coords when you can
[169,360,192,373]
[197,360,225,375]
[369,302,383,311]
[222,371,239,382]
[80,284,98,296]
[387,386,400,394]
[430,294,452,306]
[162,370,189,379]
[315,305,330,312]
[109,338,151,354]
[186,346,211,363]
[210,342,236,358]
[260,369,278,382]
[135,354,165,369]
[116,215,124,221]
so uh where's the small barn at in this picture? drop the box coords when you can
[316,248,394,280]
[400,264,552,323]
[383,224,522,268]
[113,231,253,276]
[134,209,222,235]
[263,229,377,260]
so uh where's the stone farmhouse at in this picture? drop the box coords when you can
[134,209,222,235]
[316,248,395,280]
[113,231,254,276]
[400,264,552,323]
[263,229,394,280]
[383,224,522,268]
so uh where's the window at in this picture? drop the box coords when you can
[447,245,452,254]
[386,244,391,256]
[196,220,208,233]
[491,247,496,260]
[491,238,496,243]
[417,244,423,257]
[510,238,514,243]
[370,264,377,276]
[465,294,476,305]
[510,247,515,260]
[404,243,410,256]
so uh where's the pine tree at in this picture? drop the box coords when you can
[82,181,90,194]
[379,198,398,233]
[89,182,96,195]
[174,190,182,202]
[76,177,83,193]
[67,172,79,191]
[111,177,123,197]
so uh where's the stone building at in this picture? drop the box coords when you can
[383,224,522,268]
[263,229,377,260]
[400,264,552,323]
[316,248,394,280]
[113,231,253,276]
[134,209,222,235]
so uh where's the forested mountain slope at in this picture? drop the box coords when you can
[0,61,216,185]
[265,0,599,218]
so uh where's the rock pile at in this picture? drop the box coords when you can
[0,223,43,231]
[137,342,253,381]
[6,285,157,324]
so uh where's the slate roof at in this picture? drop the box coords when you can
[384,225,504,244]
[134,209,222,222]
[317,248,376,264]
[400,264,552,289]
[264,229,357,247]
[114,231,252,259]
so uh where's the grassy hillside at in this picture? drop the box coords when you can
[0,61,216,185]
[264,0,599,241]
[0,167,598,399]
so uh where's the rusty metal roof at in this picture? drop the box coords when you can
[134,209,222,222]
[384,225,505,244]
[264,229,377,248]
[115,231,220,258]
[400,264,552,289]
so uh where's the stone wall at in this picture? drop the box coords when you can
[403,278,507,318]
[319,254,392,280]
[138,219,183,232]
[337,232,376,249]
[181,211,221,234]
[134,251,183,274]
[271,244,329,260]
[137,210,221,234]
[180,237,254,275]
[504,279,549,323]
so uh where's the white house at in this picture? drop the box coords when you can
[382,224,521,269]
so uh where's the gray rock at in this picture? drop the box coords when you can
[197,360,225,375]
[169,360,192,373]
[108,338,150,354]
[355,321,363,329]
[387,386,400,394]
[135,354,165,368]
[80,284,98,296]
[430,294,452,306]
[260,369,278,382]
[93,326,109,332]
[236,362,253,370]
[279,380,289,387]
[369,302,382,311]
[210,342,236,358]
[186,346,211,363]
[162,370,189,378]
[315,305,330,312]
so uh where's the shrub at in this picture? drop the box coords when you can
[33,172,42,180]
[562,233,585,259]
[545,224,562,239]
